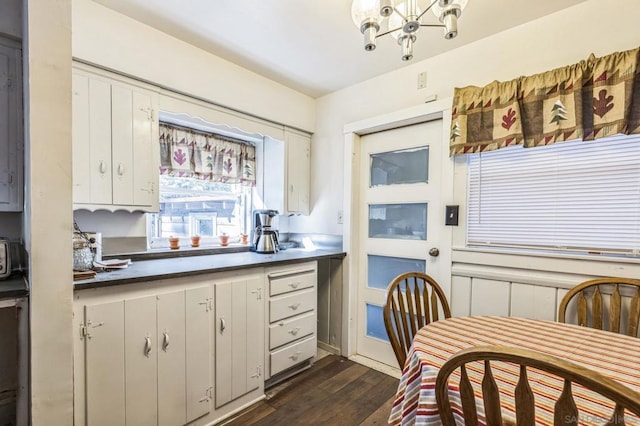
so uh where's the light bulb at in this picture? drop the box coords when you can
[351,0,383,29]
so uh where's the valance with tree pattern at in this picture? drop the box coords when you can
[159,123,256,186]
[449,46,640,156]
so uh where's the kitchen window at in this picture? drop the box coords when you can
[466,134,640,256]
[148,123,256,249]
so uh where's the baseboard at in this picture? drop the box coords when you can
[348,354,401,379]
[317,341,340,355]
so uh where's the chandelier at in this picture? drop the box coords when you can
[351,0,469,61]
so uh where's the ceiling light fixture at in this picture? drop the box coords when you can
[351,0,468,61]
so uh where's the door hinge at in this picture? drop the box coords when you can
[199,297,213,312]
[251,288,262,300]
[199,386,213,403]
[80,323,89,340]
[250,365,262,379]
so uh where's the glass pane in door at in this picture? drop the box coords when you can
[369,203,427,240]
[370,146,429,186]
[367,255,426,290]
[365,303,388,342]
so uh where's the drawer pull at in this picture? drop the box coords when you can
[289,351,302,361]
[288,303,301,311]
[289,282,300,289]
[289,327,300,336]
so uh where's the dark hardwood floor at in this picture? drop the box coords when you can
[223,355,399,426]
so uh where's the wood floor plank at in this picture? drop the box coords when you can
[360,395,396,425]
[229,355,400,426]
[267,356,355,409]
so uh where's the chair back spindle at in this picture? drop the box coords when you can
[559,278,640,338]
[436,346,640,426]
[383,272,451,368]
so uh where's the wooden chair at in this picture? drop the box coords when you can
[383,272,451,369]
[435,345,640,426]
[558,277,640,337]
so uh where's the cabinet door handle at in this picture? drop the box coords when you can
[162,332,170,351]
[289,327,300,336]
[220,317,226,334]
[117,163,125,176]
[288,351,302,361]
[289,282,300,289]
[144,337,152,357]
[289,184,294,193]
[288,303,301,311]
[99,161,107,174]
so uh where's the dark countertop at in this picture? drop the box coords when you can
[74,248,346,290]
[0,273,28,299]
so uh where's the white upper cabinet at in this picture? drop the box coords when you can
[0,40,22,212]
[285,129,310,215]
[263,127,311,216]
[72,65,159,212]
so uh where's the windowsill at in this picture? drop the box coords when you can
[454,245,640,264]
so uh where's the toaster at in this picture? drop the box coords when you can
[0,238,10,279]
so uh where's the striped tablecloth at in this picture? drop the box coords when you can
[388,316,640,425]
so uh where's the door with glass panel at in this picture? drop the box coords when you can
[356,119,448,368]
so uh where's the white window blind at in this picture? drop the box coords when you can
[467,134,640,255]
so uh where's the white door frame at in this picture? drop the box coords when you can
[341,99,454,359]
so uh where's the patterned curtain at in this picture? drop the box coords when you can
[159,123,256,186]
[449,46,640,156]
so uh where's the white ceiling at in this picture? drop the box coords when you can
[93,0,587,98]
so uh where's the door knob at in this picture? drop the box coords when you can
[429,248,440,257]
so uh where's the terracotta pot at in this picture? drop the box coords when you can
[219,235,229,247]
[169,237,180,250]
[190,235,201,248]
[240,234,249,245]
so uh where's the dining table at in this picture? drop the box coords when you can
[388,316,640,425]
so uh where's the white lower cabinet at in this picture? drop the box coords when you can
[78,285,211,426]
[214,273,264,408]
[265,262,318,379]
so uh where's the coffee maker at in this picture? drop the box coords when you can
[252,209,279,253]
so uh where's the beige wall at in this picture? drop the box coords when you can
[71,0,315,133]
[289,0,640,236]
[24,0,74,424]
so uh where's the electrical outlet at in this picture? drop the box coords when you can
[337,210,344,224]
[417,71,427,90]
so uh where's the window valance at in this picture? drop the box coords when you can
[449,46,640,156]
[159,123,256,186]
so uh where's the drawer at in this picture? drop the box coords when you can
[270,335,316,376]
[269,269,316,296]
[270,288,315,322]
[269,311,315,350]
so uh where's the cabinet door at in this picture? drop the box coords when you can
[111,83,156,207]
[214,281,233,407]
[72,74,112,205]
[245,277,264,393]
[214,276,264,408]
[124,295,158,426]
[185,286,211,422]
[0,42,21,211]
[111,84,134,206]
[286,131,310,215]
[84,301,125,426]
[157,290,186,426]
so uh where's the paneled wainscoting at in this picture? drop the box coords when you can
[450,249,640,326]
